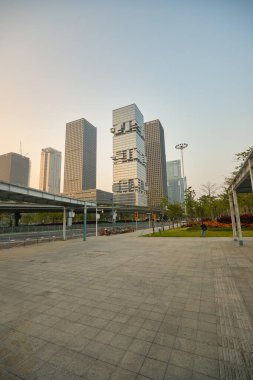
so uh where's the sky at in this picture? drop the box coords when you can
[1,0,253,196]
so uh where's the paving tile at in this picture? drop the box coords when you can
[154,332,175,347]
[169,349,195,370]
[66,352,95,376]
[120,324,140,337]
[95,329,115,344]
[31,362,58,379]
[120,351,145,373]
[111,368,137,380]
[195,342,219,360]
[128,339,152,356]
[147,342,171,362]
[34,342,61,361]
[136,328,156,342]
[164,364,193,380]
[174,336,196,354]
[82,340,107,359]
[100,345,125,365]
[181,317,198,330]
[198,321,217,334]
[196,331,217,346]
[105,320,124,334]
[110,334,133,350]
[139,357,167,380]
[86,359,116,380]
[142,319,161,332]
[193,355,220,379]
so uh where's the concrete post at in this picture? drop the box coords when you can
[249,160,253,192]
[83,204,87,241]
[232,189,243,246]
[228,193,237,241]
[63,207,66,241]
[96,207,98,237]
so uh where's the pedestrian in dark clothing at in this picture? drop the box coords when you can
[200,223,207,237]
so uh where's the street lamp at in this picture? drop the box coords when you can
[175,143,188,212]
[175,143,188,182]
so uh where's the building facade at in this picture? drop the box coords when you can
[39,147,61,193]
[166,160,185,203]
[63,118,97,193]
[64,189,113,204]
[0,152,30,187]
[111,104,147,206]
[144,120,168,207]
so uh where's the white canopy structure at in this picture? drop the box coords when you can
[228,149,253,245]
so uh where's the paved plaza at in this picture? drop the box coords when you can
[0,233,253,380]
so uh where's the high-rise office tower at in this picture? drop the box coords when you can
[63,118,97,193]
[166,160,185,203]
[111,104,147,206]
[0,152,30,187]
[39,147,61,193]
[144,120,168,208]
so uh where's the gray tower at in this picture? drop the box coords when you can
[0,152,30,187]
[144,120,168,208]
[63,118,97,193]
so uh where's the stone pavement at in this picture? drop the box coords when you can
[0,233,253,380]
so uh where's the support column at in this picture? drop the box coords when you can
[249,160,253,192]
[232,189,243,246]
[95,207,98,237]
[228,193,237,241]
[63,207,66,241]
[83,204,87,241]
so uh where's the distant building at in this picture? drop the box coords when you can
[63,118,97,193]
[166,160,185,203]
[144,120,168,207]
[64,189,113,204]
[0,152,30,187]
[39,147,61,193]
[111,104,147,206]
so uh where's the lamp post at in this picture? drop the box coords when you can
[175,143,188,182]
[175,143,188,213]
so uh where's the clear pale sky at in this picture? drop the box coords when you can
[1,0,252,195]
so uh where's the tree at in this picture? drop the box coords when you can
[201,182,219,197]
[167,203,184,227]
[184,187,197,218]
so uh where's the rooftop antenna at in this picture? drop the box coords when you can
[20,141,22,155]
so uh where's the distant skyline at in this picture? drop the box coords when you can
[1,0,253,196]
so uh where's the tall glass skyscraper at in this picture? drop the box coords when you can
[111,104,147,206]
[63,118,97,193]
[39,147,61,193]
[166,160,185,204]
[144,120,168,207]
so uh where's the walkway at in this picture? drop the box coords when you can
[0,234,253,379]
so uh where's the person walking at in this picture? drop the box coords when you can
[200,222,207,237]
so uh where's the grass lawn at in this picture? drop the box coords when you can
[144,226,253,237]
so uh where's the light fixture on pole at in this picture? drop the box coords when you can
[175,143,188,208]
[175,143,188,181]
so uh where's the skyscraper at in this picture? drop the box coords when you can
[111,104,147,206]
[166,160,185,203]
[39,147,61,193]
[144,120,168,208]
[63,118,97,193]
[0,152,30,187]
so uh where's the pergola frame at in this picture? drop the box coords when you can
[228,149,253,246]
